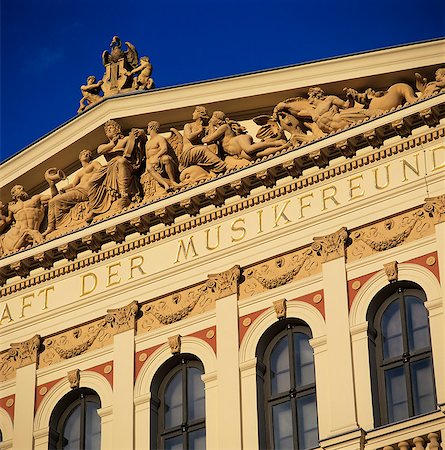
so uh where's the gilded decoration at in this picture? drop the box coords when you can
[0,335,40,382]
[347,207,434,261]
[240,247,320,299]
[384,261,399,282]
[311,227,349,262]
[423,194,445,224]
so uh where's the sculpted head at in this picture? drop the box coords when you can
[79,149,92,162]
[192,106,210,122]
[140,56,150,63]
[147,121,160,132]
[211,110,226,126]
[435,68,445,82]
[308,87,326,100]
[87,76,96,85]
[11,185,29,201]
[104,120,122,140]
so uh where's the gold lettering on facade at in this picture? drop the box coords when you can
[129,255,146,279]
[322,186,340,210]
[349,175,365,200]
[0,303,13,325]
[106,262,122,287]
[402,153,420,181]
[175,236,198,263]
[80,272,98,297]
[231,218,246,242]
[273,200,291,228]
[20,293,34,318]
[299,193,314,219]
[373,164,390,190]
[205,226,221,250]
[39,286,55,310]
[257,209,263,234]
[432,146,445,171]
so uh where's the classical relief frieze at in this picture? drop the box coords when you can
[347,207,434,261]
[0,335,40,382]
[240,247,320,299]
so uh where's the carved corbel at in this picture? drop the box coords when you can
[363,129,384,148]
[384,261,398,283]
[205,188,225,207]
[104,300,139,333]
[273,299,287,320]
[68,369,81,389]
[34,250,54,269]
[391,118,413,138]
[8,335,41,368]
[230,178,251,197]
[312,227,349,262]
[58,242,79,260]
[105,224,126,243]
[205,265,241,299]
[309,150,329,168]
[180,197,200,216]
[154,207,175,225]
[420,108,440,128]
[81,233,102,252]
[336,140,356,158]
[130,215,151,234]
[168,334,181,355]
[282,158,303,178]
[423,194,445,224]
[256,168,277,188]
[10,260,31,278]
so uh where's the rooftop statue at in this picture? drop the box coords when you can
[78,76,104,113]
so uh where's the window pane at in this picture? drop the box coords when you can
[189,428,206,450]
[187,367,205,421]
[272,402,293,450]
[294,333,315,387]
[62,405,81,450]
[85,400,101,450]
[297,393,318,450]
[385,366,409,422]
[411,358,436,415]
[406,296,430,352]
[165,435,183,450]
[381,301,403,359]
[270,336,290,395]
[165,371,183,429]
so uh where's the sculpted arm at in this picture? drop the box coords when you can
[183,123,203,142]
[202,124,227,144]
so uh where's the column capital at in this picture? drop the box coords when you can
[105,300,139,333]
[424,194,445,224]
[206,265,241,300]
[312,227,348,262]
[8,334,41,369]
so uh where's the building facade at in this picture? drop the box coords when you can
[0,39,444,450]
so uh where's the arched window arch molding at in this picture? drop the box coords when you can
[33,371,113,450]
[350,263,441,328]
[134,336,218,450]
[0,407,13,449]
[239,302,326,450]
[239,301,326,364]
[348,263,444,430]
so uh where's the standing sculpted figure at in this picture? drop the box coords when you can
[88,120,144,216]
[78,76,104,113]
[202,111,288,162]
[180,106,226,174]
[0,185,51,255]
[143,121,181,191]
[44,150,102,236]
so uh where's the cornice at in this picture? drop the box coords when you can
[1,117,444,291]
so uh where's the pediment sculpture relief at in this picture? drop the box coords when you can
[1,68,444,256]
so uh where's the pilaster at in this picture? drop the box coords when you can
[240,358,260,450]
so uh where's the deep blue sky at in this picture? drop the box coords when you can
[1,0,444,163]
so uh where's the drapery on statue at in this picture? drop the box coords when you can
[87,120,145,218]
[78,76,104,113]
[43,150,102,237]
[0,185,52,255]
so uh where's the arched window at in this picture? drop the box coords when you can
[151,355,206,450]
[257,320,318,450]
[367,283,437,426]
[49,388,101,450]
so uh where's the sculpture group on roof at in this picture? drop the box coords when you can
[1,66,444,256]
